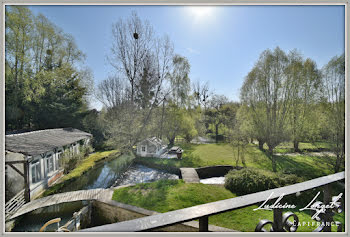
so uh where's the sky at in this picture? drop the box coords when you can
[28,5,345,110]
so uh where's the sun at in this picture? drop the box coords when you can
[187,6,214,20]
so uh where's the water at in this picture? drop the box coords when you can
[114,164,179,186]
[200,177,226,184]
[59,153,178,192]
[12,201,85,232]
[59,153,135,193]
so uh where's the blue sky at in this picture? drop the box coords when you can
[28,5,345,109]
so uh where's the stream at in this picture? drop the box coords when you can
[60,153,179,193]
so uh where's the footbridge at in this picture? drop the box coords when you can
[8,188,114,220]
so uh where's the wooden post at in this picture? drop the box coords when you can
[323,184,332,232]
[273,208,283,232]
[199,216,209,232]
[23,161,30,202]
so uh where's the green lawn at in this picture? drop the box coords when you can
[273,141,334,153]
[136,142,337,180]
[112,180,344,232]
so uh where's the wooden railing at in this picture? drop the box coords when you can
[5,189,26,220]
[80,172,345,232]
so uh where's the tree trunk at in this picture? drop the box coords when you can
[293,140,300,152]
[258,139,264,150]
[268,146,277,172]
[159,100,165,139]
[168,137,175,147]
[215,124,219,143]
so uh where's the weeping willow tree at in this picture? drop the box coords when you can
[240,47,291,172]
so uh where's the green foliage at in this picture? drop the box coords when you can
[5,6,89,131]
[60,144,94,174]
[224,168,302,195]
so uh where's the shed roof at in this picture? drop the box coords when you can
[138,137,163,147]
[5,128,92,157]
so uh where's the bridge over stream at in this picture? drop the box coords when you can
[8,188,114,220]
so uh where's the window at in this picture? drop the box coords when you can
[57,151,63,168]
[46,154,54,174]
[142,146,146,152]
[31,161,41,184]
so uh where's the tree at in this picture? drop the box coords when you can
[105,12,175,151]
[240,47,291,172]
[5,6,89,131]
[205,95,236,143]
[321,54,345,173]
[286,50,322,152]
[30,64,88,129]
[109,11,154,104]
[169,55,191,107]
[96,75,128,109]
[162,103,197,146]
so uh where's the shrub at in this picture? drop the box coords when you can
[224,168,301,195]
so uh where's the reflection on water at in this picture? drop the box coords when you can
[200,177,225,184]
[12,201,85,232]
[114,164,179,186]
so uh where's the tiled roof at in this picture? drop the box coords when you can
[5,128,92,156]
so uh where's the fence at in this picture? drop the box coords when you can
[5,189,26,220]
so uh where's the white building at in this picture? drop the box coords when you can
[136,137,167,158]
[5,128,92,202]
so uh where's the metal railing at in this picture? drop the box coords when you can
[80,171,345,232]
[5,189,26,220]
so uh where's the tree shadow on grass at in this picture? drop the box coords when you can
[274,155,330,180]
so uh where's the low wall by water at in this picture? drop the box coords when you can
[90,199,236,232]
[195,165,243,179]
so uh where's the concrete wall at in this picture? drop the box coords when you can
[90,200,235,232]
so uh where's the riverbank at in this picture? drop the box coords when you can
[41,150,120,197]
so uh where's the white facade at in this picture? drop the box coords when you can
[6,139,90,200]
[136,137,166,158]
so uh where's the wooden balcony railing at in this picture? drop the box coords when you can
[5,189,26,221]
[80,171,345,232]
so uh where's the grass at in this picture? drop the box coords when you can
[273,141,334,153]
[112,180,345,232]
[41,150,119,197]
[136,142,338,180]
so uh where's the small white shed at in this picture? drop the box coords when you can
[136,137,166,158]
